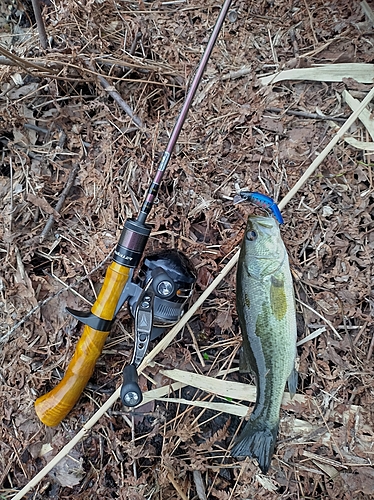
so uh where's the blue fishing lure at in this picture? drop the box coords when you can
[239,191,284,225]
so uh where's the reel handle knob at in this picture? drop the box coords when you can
[120,364,143,407]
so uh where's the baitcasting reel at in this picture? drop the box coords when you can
[66,247,196,409]
[120,249,196,407]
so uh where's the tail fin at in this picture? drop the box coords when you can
[231,418,279,474]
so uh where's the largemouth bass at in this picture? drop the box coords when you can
[231,215,297,473]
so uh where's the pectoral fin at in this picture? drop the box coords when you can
[239,346,252,373]
[287,367,298,398]
[270,275,287,320]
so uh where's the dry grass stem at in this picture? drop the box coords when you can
[295,299,342,340]
[296,327,326,346]
[343,90,374,140]
[361,0,374,24]
[259,63,374,85]
[186,323,206,367]
[167,472,189,500]
[161,368,306,405]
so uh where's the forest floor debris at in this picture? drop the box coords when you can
[1,0,374,498]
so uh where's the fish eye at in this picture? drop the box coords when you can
[246,230,257,241]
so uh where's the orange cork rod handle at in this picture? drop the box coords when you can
[35,262,131,427]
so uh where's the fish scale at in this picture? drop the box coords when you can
[231,215,297,473]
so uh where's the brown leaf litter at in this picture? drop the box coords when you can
[1,0,374,498]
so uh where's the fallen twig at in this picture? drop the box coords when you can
[31,0,48,49]
[0,53,177,89]
[11,381,185,500]
[0,56,20,66]
[168,472,189,500]
[367,329,374,361]
[221,65,252,80]
[265,107,348,123]
[85,62,145,129]
[129,32,142,56]
[343,90,374,140]
[35,164,79,243]
[0,45,52,74]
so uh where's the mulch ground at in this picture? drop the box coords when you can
[1,0,374,498]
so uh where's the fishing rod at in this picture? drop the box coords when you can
[34,0,233,427]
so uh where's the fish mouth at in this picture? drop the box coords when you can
[246,216,278,240]
[247,215,277,231]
